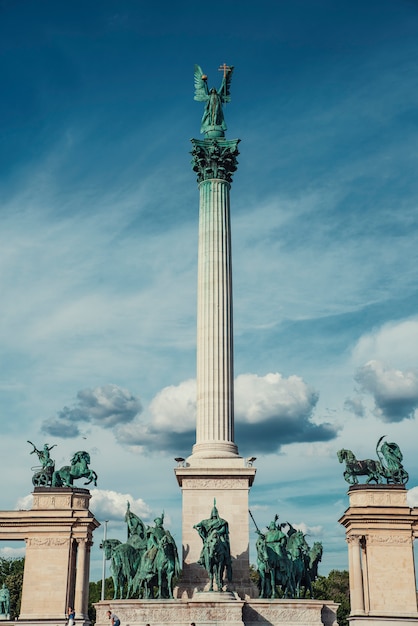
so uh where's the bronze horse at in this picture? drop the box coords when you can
[337,448,382,484]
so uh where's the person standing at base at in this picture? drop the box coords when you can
[107,610,120,626]
[67,607,75,626]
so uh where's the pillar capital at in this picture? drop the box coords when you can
[191,138,240,184]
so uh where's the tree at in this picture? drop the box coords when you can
[88,577,114,624]
[0,557,25,620]
[312,569,350,626]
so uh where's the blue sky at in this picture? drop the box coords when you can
[1,0,418,584]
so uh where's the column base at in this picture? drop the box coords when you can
[191,441,239,458]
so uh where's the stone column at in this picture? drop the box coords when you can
[339,485,418,624]
[175,137,257,600]
[16,487,99,626]
[347,535,364,615]
[74,538,91,621]
[190,137,240,459]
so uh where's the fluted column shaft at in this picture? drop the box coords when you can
[74,538,90,620]
[191,137,240,458]
[348,534,365,615]
[194,178,237,457]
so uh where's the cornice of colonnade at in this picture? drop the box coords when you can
[0,487,100,541]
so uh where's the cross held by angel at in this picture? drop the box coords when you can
[194,63,234,138]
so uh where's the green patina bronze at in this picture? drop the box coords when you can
[132,512,180,599]
[0,583,10,616]
[28,441,57,486]
[194,499,232,591]
[337,436,408,485]
[191,137,240,184]
[251,512,323,599]
[192,63,239,185]
[28,443,98,488]
[52,450,98,487]
[194,64,234,138]
[103,503,180,600]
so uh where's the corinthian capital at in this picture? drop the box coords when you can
[191,138,240,184]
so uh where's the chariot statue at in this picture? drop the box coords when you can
[337,436,408,485]
[28,441,56,486]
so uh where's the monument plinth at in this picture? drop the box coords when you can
[339,484,418,626]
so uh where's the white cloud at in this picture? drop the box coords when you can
[352,317,418,367]
[235,373,318,423]
[149,379,196,432]
[89,489,151,523]
[0,546,26,558]
[344,395,365,418]
[114,372,339,455]
[407,487,418,508]
[41,384,142,436]
[15,494,33,510]
[354,360,418,422]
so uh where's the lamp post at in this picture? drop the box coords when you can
[100,520,108,601]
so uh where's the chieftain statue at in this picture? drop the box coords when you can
[102,503,180,600]
[251,512,323,599]
[337,436,408,485]
[194,63,234,138]
[194,499,232,591]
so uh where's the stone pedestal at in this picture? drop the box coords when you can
[0,487,99,626]
[175,459,256,599]
[94,598,338,626]
[339,485,418,626]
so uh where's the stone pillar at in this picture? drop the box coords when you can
[339,485,418,626]
[195,177,236,458]
[347,535,364,615]
[191,137,240,460]
[74,538,91,621]
[17,488,99,626]
[175,137,257,600]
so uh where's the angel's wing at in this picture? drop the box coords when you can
[219,65,234,103]
[194,64,209,102]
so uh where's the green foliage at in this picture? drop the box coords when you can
[88,577,114,624]
[0,557,25,620]
[312,569,350,626]
[249,564,259,586]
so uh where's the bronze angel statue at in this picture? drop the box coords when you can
[194,64,234,138]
